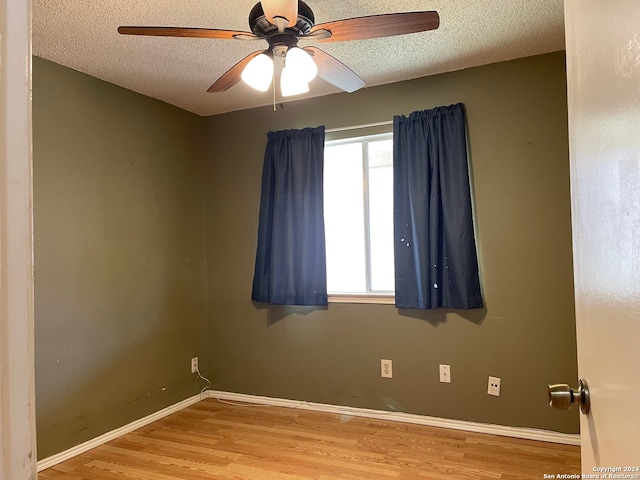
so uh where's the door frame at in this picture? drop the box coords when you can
[0,0,37,478]
[8,1,625,477]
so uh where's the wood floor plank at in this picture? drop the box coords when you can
[39,398,580,479]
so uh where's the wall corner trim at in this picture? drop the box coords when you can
[36,393,206,472]
[208,390,581,446]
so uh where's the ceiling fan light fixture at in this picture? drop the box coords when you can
[280,66,310,97]
[241,52,274,92]
[284,47,318,83]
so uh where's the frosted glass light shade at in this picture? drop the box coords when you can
[241,53,274,92]
[284,47,317,83]
[281,66,309,97]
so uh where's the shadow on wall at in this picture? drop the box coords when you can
[398,307,487,327]
[252,301,328,325]
[253,300,487,327]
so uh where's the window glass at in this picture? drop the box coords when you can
[367,139,395,292]
[324,134,394,296]
[324,142,366,293]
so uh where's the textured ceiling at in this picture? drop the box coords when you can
[33,0,565,117]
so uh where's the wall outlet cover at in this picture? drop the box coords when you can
[381,359,393,378]
[488,376,501,396]
[191,357,198,374]
[439,364,451,383]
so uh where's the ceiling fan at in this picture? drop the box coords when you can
[118,0,440,97]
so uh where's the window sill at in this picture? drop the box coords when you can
[328,294,395,305]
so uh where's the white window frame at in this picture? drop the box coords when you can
[324,132,395,305]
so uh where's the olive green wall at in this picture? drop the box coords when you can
[32,51,578,461]
[204,52,579,433]
[33,57,208,458]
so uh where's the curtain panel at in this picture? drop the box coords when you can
[251,126,328,306]
[393,104,483,310]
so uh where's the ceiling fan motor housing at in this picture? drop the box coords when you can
[249,1,315,37]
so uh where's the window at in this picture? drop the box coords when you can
[323,133,395,302]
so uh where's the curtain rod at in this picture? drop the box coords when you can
[325,120,393,133]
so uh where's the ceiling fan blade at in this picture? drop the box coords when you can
[118,26,256,40]
[233,34,264,41]
[304,47,365,93]
[310,11,439,42]
[301,29,332,41]
[260,0,298,28]
[208,51,263,93]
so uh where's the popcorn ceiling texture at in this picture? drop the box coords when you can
[33,0,565,116]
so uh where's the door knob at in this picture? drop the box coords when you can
[547,378,590,414]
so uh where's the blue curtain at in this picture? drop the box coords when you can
[393,104,483,310]
[251,126,328,306]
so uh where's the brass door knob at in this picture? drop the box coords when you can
[548,378,590,415]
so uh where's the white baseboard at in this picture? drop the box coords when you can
[207,390,581,446]
[37,393,205,472]
[38,389,580,472]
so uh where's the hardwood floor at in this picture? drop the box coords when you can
[39,398,580,479]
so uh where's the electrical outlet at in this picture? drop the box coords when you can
[488,376,501,396]
[381,359,393,378]
[191,357,198,374]
[439,364,451,383]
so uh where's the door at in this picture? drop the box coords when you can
[564,0,640,468]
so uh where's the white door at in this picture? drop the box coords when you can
[564,0,640,469]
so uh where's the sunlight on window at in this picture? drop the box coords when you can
[367,140,395,291]
[324,142,366,293]
[324,134,394,295]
